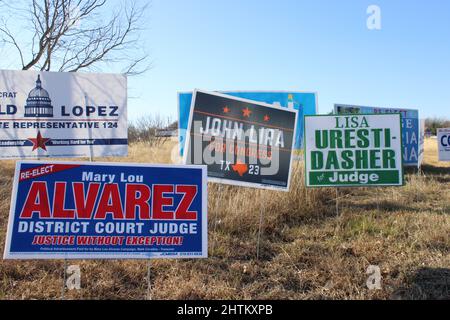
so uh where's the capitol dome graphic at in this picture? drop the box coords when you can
[24,75,53,117]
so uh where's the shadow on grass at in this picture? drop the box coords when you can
[340,200,424,213]
[392,267,450,300]
[419,164,450,184]
[420,164,450,175]
[404,164,450,183]
[405,164,450,175]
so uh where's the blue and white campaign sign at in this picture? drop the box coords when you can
[178,91,318,155]
[3,161,207,259]
[335,104,421,167]
[0,70,127,159]
[437,128,450,162]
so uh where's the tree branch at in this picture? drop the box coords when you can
[1,0,149,75]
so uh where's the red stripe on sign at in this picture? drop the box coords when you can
[19,164,81,182]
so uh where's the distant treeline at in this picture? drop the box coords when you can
[127,115,448,144]
[425,117,450,135]
[128,115,176,146]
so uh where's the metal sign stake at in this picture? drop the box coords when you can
[256,190,265,260]
[211,184,223,256]
[335,188,339,217]
[147,259,152,300]
[376,191,379,211]
[61,258,67,300]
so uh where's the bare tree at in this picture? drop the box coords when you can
[425,117,450,135]
[0,0,149,75]
[128,115,173,146]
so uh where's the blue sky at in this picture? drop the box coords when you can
[1,1,448,121]
[127,0,450,122]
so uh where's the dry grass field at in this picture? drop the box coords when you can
[0,138,448,300]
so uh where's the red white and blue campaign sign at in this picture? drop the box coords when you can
[0,70,127,159]
[3,161,207,259]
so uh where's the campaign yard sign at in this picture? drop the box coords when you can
[178,91,317,155]
[437,128,450,161]
[304,114,404,187]
[3,161,207,259]
[183,90,297,191]
[0,70,127,159]
[334,104,420,167]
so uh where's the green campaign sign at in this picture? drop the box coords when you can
[304,114,404,187]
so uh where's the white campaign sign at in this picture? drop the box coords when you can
[304,114,403,187]
[0,70,127,159]
[437,128,450,162]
